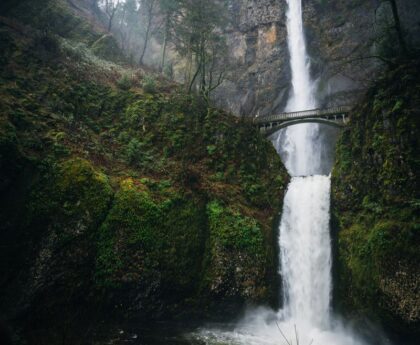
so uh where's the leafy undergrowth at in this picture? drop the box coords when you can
[0,3,288,341]
[332,60,420,337]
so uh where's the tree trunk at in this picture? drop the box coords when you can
[200,39,206,97]
[139,19,151,65]
[107,0,120,33]
[160,15,169,72]
[107,14,114,32]
[189,55,201,94]
[185,47,193,89]
[139,1,155,65]
[388,0,408,54]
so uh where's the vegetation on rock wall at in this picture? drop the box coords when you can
[332,60,420,337]
[95,178,207,318]
[202,200,276,303]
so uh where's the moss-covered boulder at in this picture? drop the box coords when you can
[94,179,281,319]
[29,158,113,232]
[332,60,420,337]
[338,220,419,328]
[14,158,113,322]
[202,201,276,304]
[95,178,207,317]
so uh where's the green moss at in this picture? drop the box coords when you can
[338,218,419,325]
[207,201,264,255]
[29,158,113,237]
[96,179,206,294]
[201,200,274,302]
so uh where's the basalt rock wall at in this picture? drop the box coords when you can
[212,0,290,117]
[214,0,420,116]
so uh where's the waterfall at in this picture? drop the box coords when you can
[279,0,333,330]
[268,2,362,343]
[279,176,332,329]
[280,0,322,177]
[193,1,366,344]
[285,0,316,112]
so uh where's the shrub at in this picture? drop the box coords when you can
[125,138,142,164]
[142,75,156,94]
[91,34,125,63]
[32,31,61,60]
[117,74,132,91]
[207,200,264,254]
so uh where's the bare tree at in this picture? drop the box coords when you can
[158,0,182,72]
[138,0,156,65]
[104,0,121,32]
[175,0,229,103]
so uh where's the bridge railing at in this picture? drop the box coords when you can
[253,105,352,124]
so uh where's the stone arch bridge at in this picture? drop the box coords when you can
[253,106,351,137]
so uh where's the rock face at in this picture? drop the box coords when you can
[303,0,378,107]
[213,0,290,116]
[215,0,420,115]
[304,0,420,107]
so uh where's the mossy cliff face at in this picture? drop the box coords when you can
[95,178,207,317]
[203,200,276,303]
[0,7,289,341]
[331,61,420,337]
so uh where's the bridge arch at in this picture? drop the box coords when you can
[263,118,344,137]
[253,105,351,137]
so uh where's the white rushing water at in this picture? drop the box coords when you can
[282,0,321,177]
[285,0,316,112]
[191,1,366,344]
[278,0,333,332]
[279,176,332,329]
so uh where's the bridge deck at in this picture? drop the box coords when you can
[254,105,351,124]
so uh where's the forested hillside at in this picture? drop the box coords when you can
[0,1,288,343]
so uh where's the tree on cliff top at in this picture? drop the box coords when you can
[173,0,229,102]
